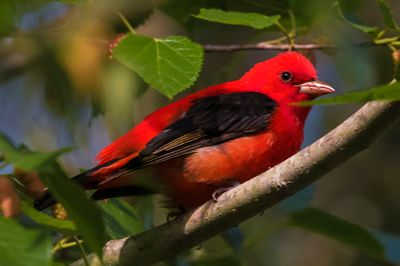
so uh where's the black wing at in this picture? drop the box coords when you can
[126,91,277,169]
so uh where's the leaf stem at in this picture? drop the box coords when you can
[74,236,90,266]
[374,36,399,45]
[274,22,294,50]
[288,9,297,40]
[117,12,136,34]
[264,36,288,44]
[388,44,397,52]
[52,237,76,253]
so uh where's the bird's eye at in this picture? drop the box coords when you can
[280,71,292,83]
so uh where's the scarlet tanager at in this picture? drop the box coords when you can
[35,51,334,211]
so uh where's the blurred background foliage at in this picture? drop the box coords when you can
[0,0,400,265]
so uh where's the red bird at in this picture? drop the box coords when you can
[35,51,334,211]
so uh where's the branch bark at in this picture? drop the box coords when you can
[203,43,336,52]
[72,100,400,266]
[202,42,372,52]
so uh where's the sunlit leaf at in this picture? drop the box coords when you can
[0,133,106,256]
[300,81,400,106]
[194,8,280,30]
[100,198,143,239]
[335,2,379,35]
[37,163,106,256]
[0,216,52,266]
[378,0,399,30]
[288,208,384,258]
[21,201,76,233]
[112,34,203,99]
[0,134,73,171]
[161,0,287,26]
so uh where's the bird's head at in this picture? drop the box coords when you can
[240,51,335,103]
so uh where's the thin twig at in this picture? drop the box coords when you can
[202,42,373,52]
[116,12,136,34]
[74,236,90,266]
[52,237,81,254]
[288,10,297,40]
[273,21,293,49]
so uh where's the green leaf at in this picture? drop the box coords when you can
[0,134,73,171]
[0,216,52,266]
[300,81,400,106]
[38,162,106,257]
[112,34,203,99]
[378,0,399,29]
[21,201,76,233]
[194,8,281,30]
[288,208,384,258]
[335,2,379,35]
[0,133,106,257]
[100,198,143,239]
[0,2,14,36]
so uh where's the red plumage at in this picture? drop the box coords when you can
[35,51,334,211]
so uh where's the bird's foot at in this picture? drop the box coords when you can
[212,180,241,202]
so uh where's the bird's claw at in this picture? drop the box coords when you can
[212,180,241,202]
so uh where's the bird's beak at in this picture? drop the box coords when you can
[298,80,335,96]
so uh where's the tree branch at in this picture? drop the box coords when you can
[0,39,380,81]
[203,43,335,52]
[202,42,373,52]
[71,100,400,266]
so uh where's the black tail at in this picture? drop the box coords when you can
[33,158,156,211]
[34,185,157,210]
[34,190,57,211]
[33,163,109,211]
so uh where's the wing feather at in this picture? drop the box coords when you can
[99,92,277,185]
[132,92,276,168]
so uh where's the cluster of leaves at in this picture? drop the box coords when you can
[1,0,400,265]
[111,0,400,103]
[0,134,148,265]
